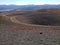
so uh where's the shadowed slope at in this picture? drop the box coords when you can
[15,9,60,26]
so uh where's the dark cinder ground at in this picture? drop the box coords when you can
[0,29,60,45]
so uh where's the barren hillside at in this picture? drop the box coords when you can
[0,9,60,45]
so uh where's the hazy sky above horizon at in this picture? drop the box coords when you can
[0,0,60,5]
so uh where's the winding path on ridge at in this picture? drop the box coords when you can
[9,15,60,27]
[2,14,60,30]
[10,16,45,26]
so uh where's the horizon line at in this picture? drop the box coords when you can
[0,4,60,5]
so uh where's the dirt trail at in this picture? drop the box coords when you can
[10,15,60,27]
[1,14,60,31]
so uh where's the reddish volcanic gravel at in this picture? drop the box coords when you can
[0,24,60,45]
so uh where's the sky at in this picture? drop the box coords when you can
[0,0,60,5]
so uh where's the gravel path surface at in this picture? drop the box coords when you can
[0,29,60,45]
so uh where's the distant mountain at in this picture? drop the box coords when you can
[0,5,60,12]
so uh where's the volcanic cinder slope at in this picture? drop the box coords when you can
[0,9,60,45]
